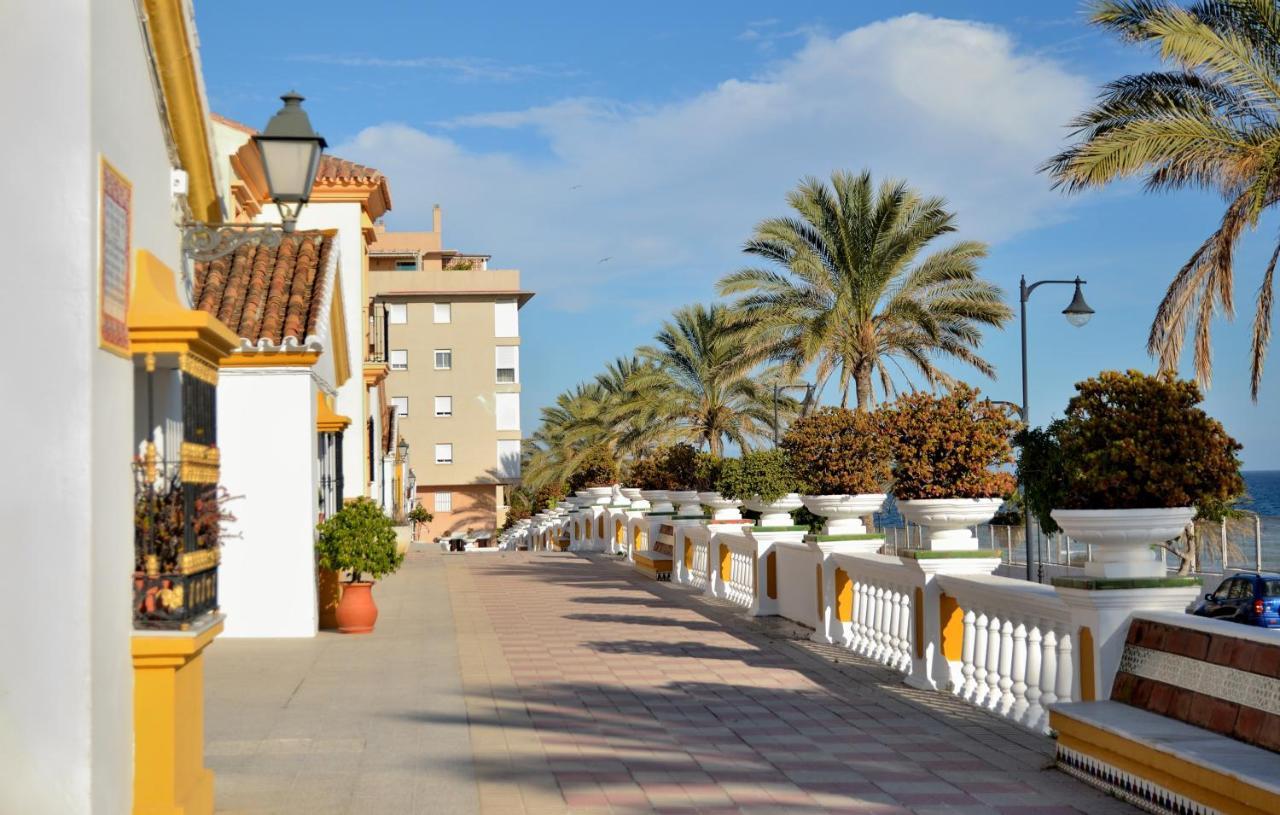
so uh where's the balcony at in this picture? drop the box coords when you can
[366,300,389,364]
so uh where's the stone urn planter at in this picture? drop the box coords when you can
[745,493,803,527]
[698,491,743,521]
[800,494,886,536]
[896,498,1002,550]
[669,490,703,517]
[584,486,613,505]
[639,490,674,513]
[1051,507,1193,579]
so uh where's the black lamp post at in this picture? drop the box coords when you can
[1019,275,1094,581]
[183,91,326,259]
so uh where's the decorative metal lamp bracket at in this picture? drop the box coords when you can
[181,222,284,262]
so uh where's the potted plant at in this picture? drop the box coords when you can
[783,407,892,536]
[407,503,433,541]
[1023,370,1243,579]
[693,453,742,520]
[657,443,704,517]
[315,497,404,634]
[880,385,1018,550]
[568,445,618,505]
[717,449,803,526]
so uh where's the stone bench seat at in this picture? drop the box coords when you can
[633,547,673,582]
[1049,611,1279,815]
[1053,700,1280,815]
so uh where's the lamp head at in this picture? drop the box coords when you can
[252,91,327,231]
[1063,277,1094,327]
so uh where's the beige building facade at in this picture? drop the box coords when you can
[368,209,532,540]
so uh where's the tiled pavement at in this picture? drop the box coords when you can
[207,549,1137,814]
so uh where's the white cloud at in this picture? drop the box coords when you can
[334,14,1092,313]
[287,53,575,82]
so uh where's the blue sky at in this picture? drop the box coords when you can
[197,1,1278,468]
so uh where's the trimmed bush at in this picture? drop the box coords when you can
[781,407,891,495]
[567,445,618,491]
[1019,370,1243,525]
[716,449,801,502]
[880,384,1018,500]
[315,498,403,583]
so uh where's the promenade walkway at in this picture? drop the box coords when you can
[206,550,1137,814]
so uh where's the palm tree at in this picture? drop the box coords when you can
[1044,0,1280,400]
[639,303,784,455]
[717,170,1012,410]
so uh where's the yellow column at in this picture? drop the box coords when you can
[132,617,224,815]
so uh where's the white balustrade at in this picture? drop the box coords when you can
[714,533,756,608]
[830,554,916,675]
[934,573,1076,732]
[685,530,709,591]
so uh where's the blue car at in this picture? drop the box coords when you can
[1192,572,1280,629]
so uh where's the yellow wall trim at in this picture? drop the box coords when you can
[128,250,238,375]
[143,0,221,223]
[1051,713,1279,815]
[835,568,852,623]
[221,351,321,368]
[766,551,777,600]
[363,362,389,387]
[939,593,963,662]
[1078,626,1097,702]
[316,391,352,432]
[328,271,351,388]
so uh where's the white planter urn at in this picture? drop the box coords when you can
[639,490,674,513]
[586,486,613,506]
[896,498,1002,550]
[745,493,803,527]
[669,490,703,517]
[1052,507,1193,579]
[698,491,743,521]
[800,494,886,536]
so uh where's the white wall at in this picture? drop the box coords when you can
[217,369,320,637]
[0,1,185,811]
[776,544,820,629]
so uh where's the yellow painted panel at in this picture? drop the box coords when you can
[683,537,693,569]
[816,564,824,622]
[719,544,731,582]
[1079,626,1097,702]
[835,568,852,623]
[766,551,777,600]
[939,593,963,662]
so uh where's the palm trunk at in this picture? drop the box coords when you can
[854,362,873,413]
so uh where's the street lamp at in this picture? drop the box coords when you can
[1019,275,1094,581]
[182,91,327,260]
[772,382,815,447]
[397,438,410,462]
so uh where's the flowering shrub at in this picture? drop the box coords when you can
[630,443,702,489]
[780,407,892,495]
[1021,370,1242,519]
[880,385,1018,500]
[567,445,618,491]
[716,449,801,502]
[532,482,567,512]
[315,497,403,583]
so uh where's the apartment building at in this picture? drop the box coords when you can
[368,207,532,540]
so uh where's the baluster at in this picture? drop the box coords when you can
[1010,623,1028,723]
[1024,624,1043,729]
[959,609,976,696]
[898,589,912,672]
[850,580,863,650]
[984,614,1002,710]
[886,590,901,665]
[1056,631,1074,704]
[1039,628,1058,713]
[997,619,1015,715]
[873,586,887,661]
[971,611,990,704]
[862,584,876,656]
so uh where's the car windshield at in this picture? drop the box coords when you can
[1264,579,1280,598]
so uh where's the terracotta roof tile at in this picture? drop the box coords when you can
[317,155,384,183]
[193,231,335,347]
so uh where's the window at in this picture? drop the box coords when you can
[1228,579,1253,599]
[391,396,409,417]
[495,392,520,431]
[387,303,407,324]
[395,259,417,271]
[433,302,452,323]
[434,349,452,370]
[434,396,453,417]
[434,443,453,464]
[497,439,521,479]
[495,345,519,383]
[389,349,408,370]
[434,491,452,512]
[495,299,519,337]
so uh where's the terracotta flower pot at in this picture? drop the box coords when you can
[335,581,378,634]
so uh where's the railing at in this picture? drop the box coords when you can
[831,554,916,674]
[685,529,710,590]
[367,300,388,363]
[712,532,755,608]
[934,573,1075,733]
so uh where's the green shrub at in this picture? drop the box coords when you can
[660,443,701,489]
[532,482,567,512]
[716,449,801,502]
[880,384,1019,500]
[1020,370,1243,520]
[693,452,724,492]
[407,504,433,525]
[567,445,619,491]
[315,498,403,583]
[626,455,668,490]
[781,407,892,495]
